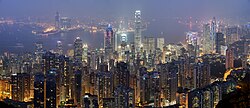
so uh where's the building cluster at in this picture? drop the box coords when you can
[0,11,249,108]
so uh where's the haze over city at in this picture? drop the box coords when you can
[0,0,249,108]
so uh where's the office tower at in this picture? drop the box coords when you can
[186,32,199,57]
[202,24,213,54]
[42,51,56,74]
[55,12,60,29]
[215,32,225,54]
[74,37,83,63]
[156,38,164,51]
[114,62,130,88]
[46,70,57,108]
[83,93,99,108]
[82,43,88,63]
[104,24,114,61]
[143,37,155,54]
[226,48,234,69]
[114,85,135,108]
[211,17,217,52]
[35,42,44,64]
[60,17,71,30]
[56,41,63,55]
[96,72,112,107]
[34,73,45,108]
[186,32,198,45]
[134,10,142,53]
[10,73,30,102]
[225,26,239,45]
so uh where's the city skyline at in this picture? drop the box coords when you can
[0,1,249,108]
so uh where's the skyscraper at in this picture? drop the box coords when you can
[74,37,83,63]
[34,73,45,108]
[156,38,165,51]
[226,48,234,69]
[55,12,60,30]
[210,17,217,52]
[10,73,30,102]
[114,62,130,88]
[134,10,142,53]
[56,41,63,55]
[202,24,213,54]
[42,51,56,74]
[215,32,225,54]
[104,24,114,60]
[46,70,57,108]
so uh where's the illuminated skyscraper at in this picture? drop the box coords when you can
[156,38,165,51]
[74,37,83,63]
[134,10,142,53]
[60,17,71,31]
[56,41,63,55]
[82,43,88,63]
[104,24,114,60]
[211,17,217,52]
[35,42,44,64]
[96,72,112,107]
[55,12,60,30]
[202,24,213,54]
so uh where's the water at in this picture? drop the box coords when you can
[0,24,104,54]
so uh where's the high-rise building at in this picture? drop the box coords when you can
[42,51,56,74]
[10,73,30,102]
[74,37,83,63]
[114,85,134,108]
[96,72,112,107]
[215,32,225,54]
[226,48,234,69]
[210,17,217,52]
[34,73,45,108]
[55,12,60,30]
[134,10,142,53]
[114,62,130,88]
[156,38,164,51]
[74,70,82,107]
[225,26,239,45]
[46,70,57,108]
[35,42,44,64]
[82,43,88,63]
[157,63,178,106]
[193,63,211,89]
[60,17,71,31]
[56,41,63,55]
[104,24,114,60]
[202,24,213,54]
[143,37,155,54]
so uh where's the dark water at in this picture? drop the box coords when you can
[0,24,104,54]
